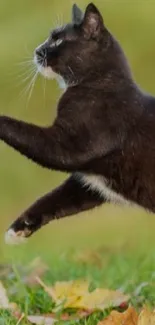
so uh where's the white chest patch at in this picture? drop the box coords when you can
[78,173,131,206]
[55,75,68,90]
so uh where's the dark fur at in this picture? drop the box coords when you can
[1,3,155,238]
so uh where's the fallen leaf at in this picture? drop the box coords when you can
[37,278,129,311]
[27,315,56,325]
[70,288,130,311]
[36,278,90,308]
[27,310,92,324]
[0,281,19,314]
[138,307,155,325]
[98,307,138,325]
[53,280,90,307]
[0,281,11,309]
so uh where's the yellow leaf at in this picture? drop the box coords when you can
[54,280,89,298]
[36,277,90,308]
[138,307,155,325]
[71,288,130,310]
[37,278,129,311]
[98,307,138,325]
[55,280,90,308]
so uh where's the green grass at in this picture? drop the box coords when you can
[1,245,155,325]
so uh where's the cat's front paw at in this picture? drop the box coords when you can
[5,214,42,245]
[5,228,28,245]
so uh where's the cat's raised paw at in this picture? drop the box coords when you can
[5,213,43,245]
[5,228,28,245]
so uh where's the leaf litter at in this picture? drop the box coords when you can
[0,257,155,324]
[98,306,155,325]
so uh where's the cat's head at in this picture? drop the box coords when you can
[34,3,111,87]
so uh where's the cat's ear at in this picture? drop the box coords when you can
[82,3,104,39]
[72,4,83,25]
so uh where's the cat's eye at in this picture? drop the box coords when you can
[55,39,63,46]
[50,39,63,48]
[24,220,31,226]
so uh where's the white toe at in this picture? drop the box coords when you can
[5,229,27,245]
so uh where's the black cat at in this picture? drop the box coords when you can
[2,3,155,244]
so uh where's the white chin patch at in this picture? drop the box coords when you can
[5,229,27,245]
[34,55,57,80]
[39,66,57,80]
[34,55,67,90]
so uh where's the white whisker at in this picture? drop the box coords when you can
[42,74,47,110]
[15,60,34,67]
[18,66,37,105]
[43,52,47,103]
[56,14,58,27]
[17,66,36,77]
[68,65,74,78]
[60,12,64,26]
[13,67,37,87]
[26,70,38,105]
[24,44,33,57]
[19,70,36,85]
[77,56,83,63]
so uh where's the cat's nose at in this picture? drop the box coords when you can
[35,48,45,59]
[34,47,45,66]
[34,42,48,66]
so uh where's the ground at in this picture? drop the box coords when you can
[1,241,155,325]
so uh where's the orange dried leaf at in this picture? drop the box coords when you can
[98,307,138,325]
[138,307,155,325]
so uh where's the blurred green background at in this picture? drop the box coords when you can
[1,0,155,260]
